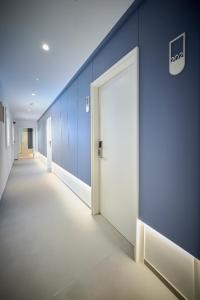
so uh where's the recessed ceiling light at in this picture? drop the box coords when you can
[42,43,50,51]
[36,78,39,81]
[31,93,36,96]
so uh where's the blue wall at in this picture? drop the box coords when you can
[38,0,200,259]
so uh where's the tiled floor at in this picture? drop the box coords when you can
[0,159,177,300]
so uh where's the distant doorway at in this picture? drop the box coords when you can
[19,128,34,159]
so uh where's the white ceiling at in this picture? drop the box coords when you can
[0,0,134,120]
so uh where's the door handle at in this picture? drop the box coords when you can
[98,141,103,158]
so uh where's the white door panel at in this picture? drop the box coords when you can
[99,63,138,245]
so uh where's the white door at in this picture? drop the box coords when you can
[21,129,28,154]
[96,52,138,246]
[46,117,52,171]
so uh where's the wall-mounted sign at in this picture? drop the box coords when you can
[169,32,185,75]
[86,96,90,113]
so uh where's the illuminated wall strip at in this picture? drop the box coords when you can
[37,152,91,207]
[137,219,200,300]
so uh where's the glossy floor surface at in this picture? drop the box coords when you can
[0,159,177,300]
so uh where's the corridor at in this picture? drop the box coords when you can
[0,159,176,300]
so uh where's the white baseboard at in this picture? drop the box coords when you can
[194,259,200,300]
[143,223,198,300]
[36,152,47,165]
[52,161,91,207]
[37,152,91,207]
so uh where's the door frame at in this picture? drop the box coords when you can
[46,116,52,172]
[18,127,34,158]
[90,47,139,218]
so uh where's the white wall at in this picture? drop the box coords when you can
[14,119,38,159]
[0,103,14,200]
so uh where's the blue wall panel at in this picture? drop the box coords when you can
[59,92,68,170]
[139,0,200,259]
[38,0,200,259]
[64,80,78,176]
[52,99,62,166]
[38,116,47,156]
[93,11,139,80]
[77,64,92,185]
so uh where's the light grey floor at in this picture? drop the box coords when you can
[0,159,177,300]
